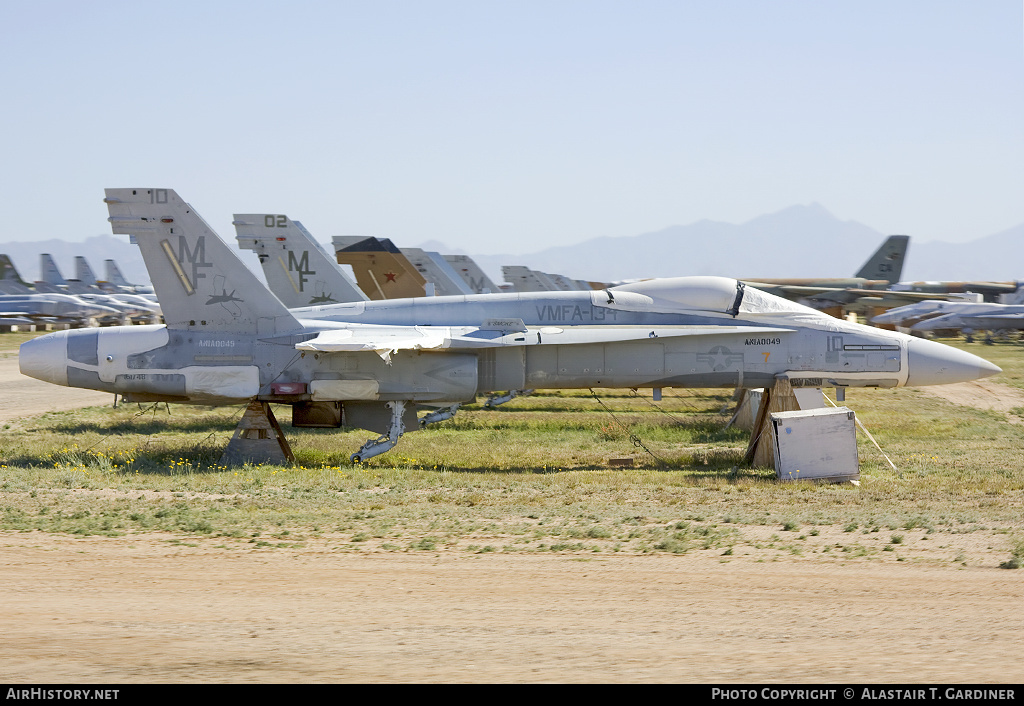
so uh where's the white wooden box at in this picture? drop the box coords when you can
[770,407,859,482]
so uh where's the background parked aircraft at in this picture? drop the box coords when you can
[19,188,1000,465]
[332,236,429,300]
[443,254,500,294]
[234,214,367,307]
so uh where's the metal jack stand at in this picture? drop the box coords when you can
[419,403,460,428]
[352,400,407,463]
[219,401,294,467]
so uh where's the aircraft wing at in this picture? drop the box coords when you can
[296,324,795,361]
[0,314,36,325]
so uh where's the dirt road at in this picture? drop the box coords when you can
[1,532,1021,684]
[0,358,112,423]
[916,379,1024,422]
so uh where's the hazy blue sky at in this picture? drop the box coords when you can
[1,0,1021,254]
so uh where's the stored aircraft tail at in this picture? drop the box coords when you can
[234,214,368,307]
[400,248,473,296]
[0,255,31,293]
[855,235,909,284]
[332,236,427,300]
[74,256,100,287]
[105,259,131,288]
[105,188,301,334]
[443,254,500,294]
[40,253,66,286]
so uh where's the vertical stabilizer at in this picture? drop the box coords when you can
[40,254,67,286]
[332,236,427,300]
[105,188,301,334]
[401,248,473,296]
[234,214,368,307]
[503,265,560,292]
[75,256,99,287]
[443,254,499,294]
[105,260,131,288]
[0,255,32,293]
[855,235,909,284]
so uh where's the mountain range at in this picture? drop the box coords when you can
[1,204,1020,288]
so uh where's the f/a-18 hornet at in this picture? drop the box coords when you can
[20,189,1001,462]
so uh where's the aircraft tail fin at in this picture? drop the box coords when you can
[502,265,559,292]
[233,214,368,307]
[105,259,132,288]
[0,255,31,293]
[332,236,427,300]
[105,188,301,333]
[40,253,67,286]
[443,254,500,294]
[855,235,909,284]
[74,256,99,287]
[400,248,473,296]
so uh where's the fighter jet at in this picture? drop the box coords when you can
[1,292,121,326]
[19,189,1001,465]
[907,303,1024,338]
[870,297,986,330]
[234,214,368,307]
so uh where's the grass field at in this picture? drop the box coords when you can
[2,332,1022,566]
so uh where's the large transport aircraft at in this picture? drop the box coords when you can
[20,189,1001,462]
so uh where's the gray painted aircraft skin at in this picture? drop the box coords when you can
[908,304,1024,334]
[1,292,120,323]
[74,256,101,288]
[0,255,33,294]
[401,248,474,297]
[443,254,500,294]
[871,299,1024,333]
[234,214,368,307]
[20,189,1001,462]
[870,299,990,328]
[37,253,157,323]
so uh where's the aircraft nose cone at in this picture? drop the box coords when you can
[19,331,69,386]
[905,338,1001,386]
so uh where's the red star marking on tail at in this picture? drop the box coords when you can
[384,271,397,282]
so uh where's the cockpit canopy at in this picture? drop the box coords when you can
[607,276,814,316]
